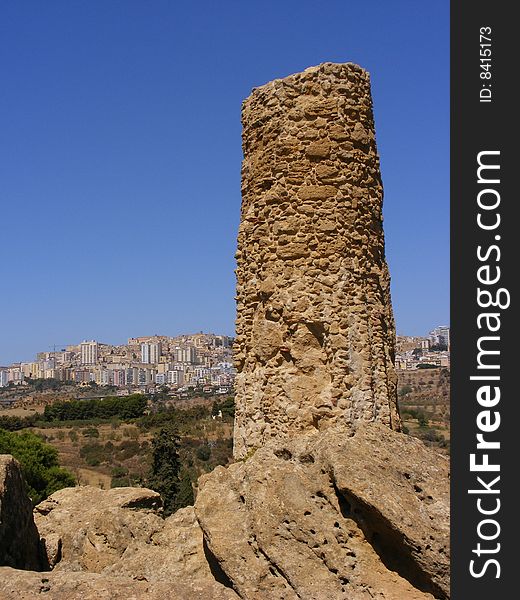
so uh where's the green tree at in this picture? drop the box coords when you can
[0,429,75,504]
[398,384,412,397]
[175,469,195,509]
[212,396,235,419]
[147,425,182,516]
[417,412,429,428]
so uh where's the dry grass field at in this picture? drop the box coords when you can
[397,367,450,451]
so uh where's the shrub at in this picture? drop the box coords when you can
[398,385,413,397]
[0,428,75,504]
[79,442,106,467]
[196,445,211,461]
[417,413,429,428]
[81,427,100,438]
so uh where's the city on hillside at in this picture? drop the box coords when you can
[0,326,449,393]
[0,333,234,395]
[395,325,450,370]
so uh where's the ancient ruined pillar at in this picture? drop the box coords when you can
[233,63,401,459]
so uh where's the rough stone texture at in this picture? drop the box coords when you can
[234,63,400,459]
[102,506,236,598]
[0,567,229,600]
[0,455,43,571]
[34,486,164,572]
[196,423,449,600]
[33,485,236,598]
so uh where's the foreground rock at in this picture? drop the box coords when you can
[0,455,43,571]
[195,423,449,600]
[0,423,448,599]
[35,486,164,571]
[33,485,237,598]
[0,566,230,600]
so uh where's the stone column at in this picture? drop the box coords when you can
[233,63,401,459]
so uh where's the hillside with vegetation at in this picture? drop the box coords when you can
[0,391,235,511]
[397,367,450,451]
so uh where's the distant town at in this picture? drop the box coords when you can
[395,325,450,370]
[0,333,234,395]
[0,326,449,392]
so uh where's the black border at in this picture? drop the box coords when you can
[451,2,515,597]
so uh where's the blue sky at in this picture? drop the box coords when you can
[0,1,449,365]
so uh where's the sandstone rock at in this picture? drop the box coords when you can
[0,455,43,571]
[32,485,237,598]
[305,139,331,159]
[104,505,237,598]
[0,566,229,600]
[196,423,449,600]
[235,63,400,459]
[35,486,164,572]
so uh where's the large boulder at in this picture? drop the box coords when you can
[0,455,43,571]
[32,485,237,599]
[195,423,449,600]
[34,486,164,571]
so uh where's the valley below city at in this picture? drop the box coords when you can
[0,366,449,494]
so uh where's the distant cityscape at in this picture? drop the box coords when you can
[395,325,450,370]
[0,333,234,394]
[0,326,449,391]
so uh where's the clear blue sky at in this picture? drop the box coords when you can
[0,1,449,365]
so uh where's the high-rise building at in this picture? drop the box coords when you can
[175,346,197,364]
[80,341,98,365]
[112,369,126,387]
[429,326,450,349]
[141,342,162,364]
[0,370,8,387]
[167,369,185,386]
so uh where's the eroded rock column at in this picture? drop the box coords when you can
[233,63,401,459]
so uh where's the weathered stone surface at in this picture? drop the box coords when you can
[0,567,227,600]
[35,486,164,572]
[103,505,236,598]
[234,63,400,459]
[0,455,43,571]
[33,485,237,598]
[196,423,449,600]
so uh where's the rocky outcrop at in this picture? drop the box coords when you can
[35,486,164,571]
[0,469,237,598]
[195,423,449,600]
[0,567,231,600]
[32,485,237,598]
[0,455,43,571]
[0,424,449,599]
[234,63,400,459]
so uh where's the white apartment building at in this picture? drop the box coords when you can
[429,326,450,349]
[80,341,99,365]
[141,342,162,364]
[175,346,197,364]
[0,370,8,387]
[167,369,185,386]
